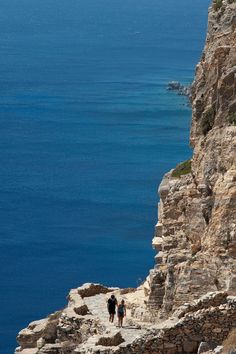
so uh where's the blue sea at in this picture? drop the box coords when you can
[0,0,210,352]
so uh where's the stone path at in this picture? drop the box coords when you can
[75,292,148,353]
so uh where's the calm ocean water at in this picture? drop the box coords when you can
[0,0,210,352]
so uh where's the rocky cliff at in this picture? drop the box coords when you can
[147,0,236,319]
[15,1,236,353]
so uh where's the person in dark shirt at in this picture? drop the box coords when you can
[107,294,117,323]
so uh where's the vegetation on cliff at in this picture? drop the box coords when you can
[171,159,192,178]
[201,106,215,135]
[213,0,223,11]
[229,112,236,125]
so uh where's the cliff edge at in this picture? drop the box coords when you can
[15,1,236,353]
[147,0,236,318]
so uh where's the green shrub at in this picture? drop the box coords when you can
[229,112,236,125]
[213,0,223,10]
[201,107,215,135]
[172,160,192,178]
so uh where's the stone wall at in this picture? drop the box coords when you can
[117,294,236,354]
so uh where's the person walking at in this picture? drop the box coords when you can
[107,294,117,323]
[117,299,126,328]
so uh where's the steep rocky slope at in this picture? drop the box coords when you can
[147,0,236,319]
[15,284,235,354]
[15,1,236,353]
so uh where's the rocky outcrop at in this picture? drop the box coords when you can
[146,0,236,320]
[167,81,192,98]
[15,284,111,354]
[15,287,236,354]
[15,284,150,354]
[15,0,236,353]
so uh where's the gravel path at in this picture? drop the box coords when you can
[75,292,147,353]
[85,293,146,342]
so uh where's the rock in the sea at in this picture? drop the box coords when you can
[167,81,191,97]
[167,81,182,90]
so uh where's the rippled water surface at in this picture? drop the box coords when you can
[0,0,210,352]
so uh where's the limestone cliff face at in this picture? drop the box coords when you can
[147,0,236,319]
